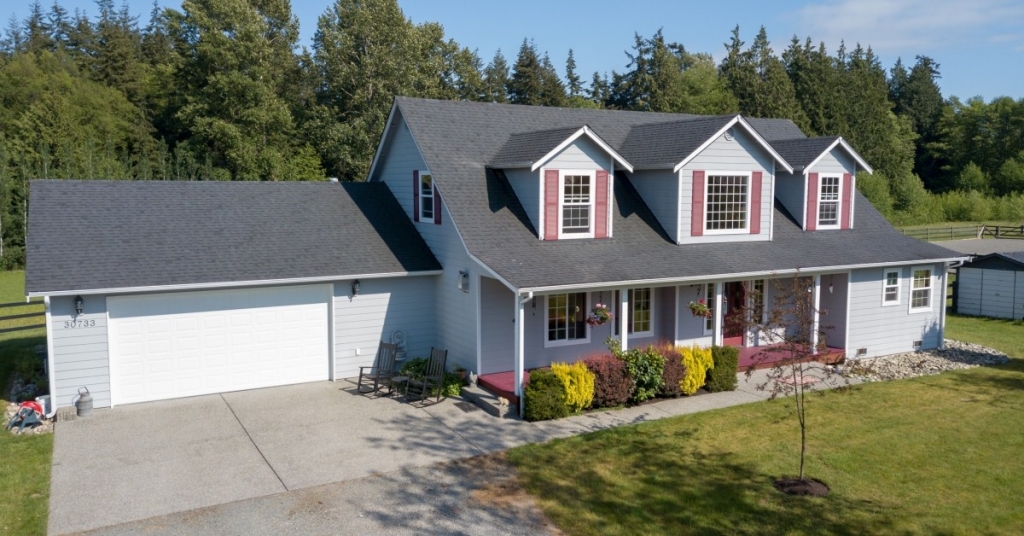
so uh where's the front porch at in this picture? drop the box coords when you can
[477,272,851,407]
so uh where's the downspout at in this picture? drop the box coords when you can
[44,296,57,418]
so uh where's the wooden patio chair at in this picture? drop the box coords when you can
[404,347,448,405]
[356,341,399,395]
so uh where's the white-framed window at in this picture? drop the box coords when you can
[817,174,841,228]
[559,170,594,238]
[419,172,434,221]
[882,269,901,306]
[628,288,653,336]
[705,173,750,234]
[546,292,588,346]
[703,283,716,335]
[751,279,765,322]
[909,266,932,313]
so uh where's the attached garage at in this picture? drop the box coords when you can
[26,180,442,410]
[108,285,331,405]
[956,252,1024,320]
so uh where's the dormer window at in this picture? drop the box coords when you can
[817,175,841,228]
[561,172,593,237]
[705,173,750,234]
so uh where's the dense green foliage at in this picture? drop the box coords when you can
[607,339,664,403]
[523,369,569,422]
[0,2,1020,268]
[706,345,739,392]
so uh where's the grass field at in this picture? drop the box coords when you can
[0,271,51,536]
[508,313,1024,535]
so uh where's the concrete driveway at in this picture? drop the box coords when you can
[49,372,779,534]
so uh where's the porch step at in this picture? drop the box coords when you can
[462,384,517,419]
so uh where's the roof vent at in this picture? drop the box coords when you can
[856,348,867,357]
[328,177,339,183]
[913,340,923,351]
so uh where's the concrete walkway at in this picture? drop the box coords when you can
[50,369,817,535]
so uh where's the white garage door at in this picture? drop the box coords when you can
[109,284,330,405]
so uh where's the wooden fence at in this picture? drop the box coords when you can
[0,300,45,335]
[900,224,1024,242]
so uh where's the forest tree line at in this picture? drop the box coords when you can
[1,0,1023,268]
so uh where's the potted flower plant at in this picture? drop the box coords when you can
[586,303,613,326]
[688,298,712,318]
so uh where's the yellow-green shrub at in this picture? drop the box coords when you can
[551,361,595,412]
[679,345,714,395]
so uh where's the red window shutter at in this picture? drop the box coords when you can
[691,170,705,237]
[750,171,762,234]
[841,172,853,229]
[544,169,559,240]
[595,170,609,238]
[433,187,442,225]
[806,172,818,231]
[412,170,420,222]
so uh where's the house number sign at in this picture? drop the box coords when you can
[62,319,96,329]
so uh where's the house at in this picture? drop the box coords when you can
[955,252,1024,319]
[26,97,966,411]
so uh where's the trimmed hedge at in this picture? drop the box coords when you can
[706,345,739,392]
[680,345,714,395]
[524,370,570,421]
[652,342,687,398]
[551,361,595,412]
[583,355,632,408]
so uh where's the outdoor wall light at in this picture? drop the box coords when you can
[458,270,470,293]
[74,295,84,316]
[351,280,360,297]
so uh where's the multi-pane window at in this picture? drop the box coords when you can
[819,175,840,226]
[628,288,652,334]
[419,173,434,220]
[883,270,901,305]
[548,292,587,342]
[706,175,748,231]
[911,268,932,310]
[562,174,592,234]
[703,283,716,334]
[752,279,765,321]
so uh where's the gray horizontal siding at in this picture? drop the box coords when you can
[774,171,805,227]
[678,128,773,244]
[630,169,679,242]
[847,264,943,358]
[504,168,540,236]
[50,294,110,408]
[676,283,713,346]
[545,137,608,170]
[333,277,436,379]
[480,276,514,374]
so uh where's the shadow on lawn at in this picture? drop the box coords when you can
[917,359,1024,406]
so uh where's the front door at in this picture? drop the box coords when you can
[723,282,745,346]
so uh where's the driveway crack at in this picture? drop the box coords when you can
[221,393,289,492]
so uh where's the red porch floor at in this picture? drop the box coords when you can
[477,345,845,403]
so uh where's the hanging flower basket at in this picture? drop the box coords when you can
[688,299,712,318]
[586,303,613,326]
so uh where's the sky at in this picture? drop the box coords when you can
[4,0,1023,101]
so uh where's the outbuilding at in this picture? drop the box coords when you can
[956,251,1024,320]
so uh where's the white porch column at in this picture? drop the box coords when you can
[619,287,629,351]
[811,274,821,354]
[514,294,526,415]
[713,282,723,346]
[939,267,948,350]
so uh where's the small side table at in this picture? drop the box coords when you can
[390,375,410,399]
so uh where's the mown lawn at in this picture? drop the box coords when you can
[0,271,51,535]
[508,314,1024,535]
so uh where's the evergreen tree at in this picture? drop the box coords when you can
[538,52,567,107]
[508,38,543,105]
[587,71,610,107]
[24,1,54,53]
[897,56,945,187]
[721,26,808,128]
[483,49,509,103]
[565,48,581,97]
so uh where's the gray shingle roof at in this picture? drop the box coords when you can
[490,126,584,166]
[770,137,840,169]
[745,117,807,141]
[618,116,734,168]
[26,180,441,294]
[392,97,965,290]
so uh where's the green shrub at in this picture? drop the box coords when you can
[608,338,664,403]
[583,354,633,408]
[524,370,570,421]
[680,345,713,395]
[551,361,595,412]
[706,346,739,392]
[399,357,461,397]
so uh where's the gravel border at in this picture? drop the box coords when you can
[837,339,1009,382]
